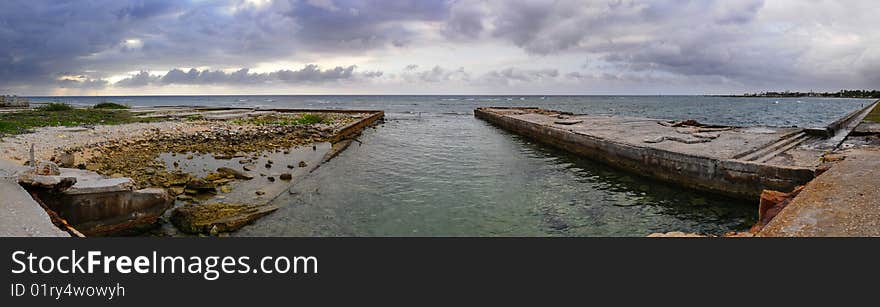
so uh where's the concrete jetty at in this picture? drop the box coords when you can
[475,103,877,200]
[758,148,880,236]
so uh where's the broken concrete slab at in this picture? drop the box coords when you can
[18,174,77,191]
[58,168,133,194]
[33,169,172,236]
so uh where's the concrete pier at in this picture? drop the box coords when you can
[475,107,819,199]
[758,148,880,237]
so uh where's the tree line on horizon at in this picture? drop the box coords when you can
[737,90,880,98]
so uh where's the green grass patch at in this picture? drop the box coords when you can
[93,102,130,109]
[0,108,157,136]
[865,104,880,123]
[185,114,205,121]
[233,113,327,126]
[36,102,75,112]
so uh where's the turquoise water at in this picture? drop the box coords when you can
[32,95,872,236]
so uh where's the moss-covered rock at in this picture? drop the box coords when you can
[170,203,279,234]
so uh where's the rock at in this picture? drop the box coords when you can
[243,165,254,172]
[170,203,280,234]
[169,186,185,195]
[110,173,125,178]
[750,186,805,233]
[34,161,61,176]
[255,190,266,196]
[58,152,76,168]
[265,163,272,169]
[279,173,292,181]
[267,176,275,182]
[298,161,308,168]
[822,154,846,163]
[203,172,224,181]
[186,155,194,160]
[554,119,583,125]
[185,178,216,192]
[287,164,295,169]
[219,185,232,193]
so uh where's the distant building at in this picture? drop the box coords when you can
[0,95,29,108]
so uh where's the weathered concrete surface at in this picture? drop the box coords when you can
[1,159,67,237]
[811,100,879,150]
[475,107,815,199]
[0,159,69,237]
[759,148,880,237]
[35,169,173,236]
[0,179,69,237]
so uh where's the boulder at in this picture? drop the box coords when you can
[35,161,61,176]
[217,167,253,180]
[750,186,805,233]
[185,178,216,191]
[170,203,279,234]
[57,152,76,168]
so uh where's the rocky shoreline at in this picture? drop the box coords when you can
[0,108,384,237]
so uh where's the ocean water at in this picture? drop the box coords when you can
[31,95,872,236]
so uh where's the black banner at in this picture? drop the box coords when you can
[2,238,877,305]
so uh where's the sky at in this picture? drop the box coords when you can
[1,0,878,96]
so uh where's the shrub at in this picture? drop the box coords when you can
[93,102,130,109]
[296,113,325,125]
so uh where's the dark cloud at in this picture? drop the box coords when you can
[115,64,377,87]
[482,68,559,85]
[444,1,486,39]
[289,0,448,50]
[401,66,470,83]
[57,78,109,89]
[0,0,877,93]
[114,71,158,87]
[0,0,180,86]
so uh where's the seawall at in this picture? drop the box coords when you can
[475,107,815,200]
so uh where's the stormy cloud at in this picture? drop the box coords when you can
[115,64,378,87]
[0,0,878,94]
